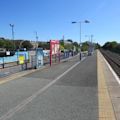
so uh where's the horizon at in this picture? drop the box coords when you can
[1,36,119,47]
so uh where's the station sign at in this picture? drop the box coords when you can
[50,40,60,66]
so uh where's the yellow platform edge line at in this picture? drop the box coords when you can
[97,50,116,120]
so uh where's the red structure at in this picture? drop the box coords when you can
[50,40,60,66]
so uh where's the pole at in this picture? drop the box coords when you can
[12,25,14,40]
[35,31,38,48]
[91,35,93,43]
[10,24,15,50]
[50,40,52,66]
[2,57,4,68]
[72,20,90,60]
[79,22,82,60]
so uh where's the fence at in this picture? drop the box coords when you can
[0,50,84,78]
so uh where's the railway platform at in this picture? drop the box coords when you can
[98,50,120,120]
[0,50,119,120]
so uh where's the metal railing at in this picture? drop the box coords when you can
[0,51,80,78]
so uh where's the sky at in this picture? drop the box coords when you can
[0,0,120,45]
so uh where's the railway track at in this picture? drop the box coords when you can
[100,49,120,78]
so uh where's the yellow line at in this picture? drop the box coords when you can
[97,50,116,120]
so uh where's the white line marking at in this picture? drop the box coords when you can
[0,58,85,120]
[101,51,120,85]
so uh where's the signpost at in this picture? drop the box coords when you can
[50,40,60,66]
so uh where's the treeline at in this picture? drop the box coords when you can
[0,37,101,52]
[60,39,80,52]
[0,38,79,51]
[81,42,101,51]
[0,38,33,50]
[30,40,79,51]
[102,41,120,54]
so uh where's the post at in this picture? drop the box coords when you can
[12,25,14,40]
[79,22,82,60]
[35,31,38,49]
[25,53,27,70]
[91,35,93,43]
[59,50,60,62]
[2,57,4,68]
[72,20,90,61]
[17,50,19,65]
[10,24,15,50]
[50,40,52,66]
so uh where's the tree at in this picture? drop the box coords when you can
[60,40,64,46]
[81,42,89,51]
[73,42,79,47]
[116,44,120,54]
[60,45,64,52]
[102,41,118,50]
[14,40,33,50]
[95,43,101,49]
[102,41,120,54]
[38,42,50,50]
[4,40,14,50]
[59,40,64,52]
[64,44,73,51]
[0,39,5,48]
[0,38,14,50]
[22,41,33,50]
[14,40,23,49]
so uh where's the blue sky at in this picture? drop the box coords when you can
[0,0,120,45]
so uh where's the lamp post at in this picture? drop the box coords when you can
[90,34,94,43]
[72,20,90,60]
[35,31,39,49]
[9,24,15,50]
